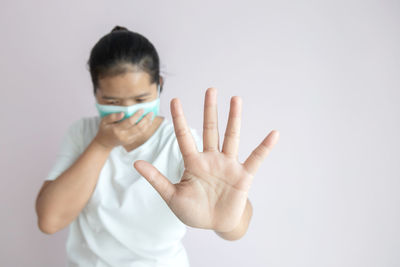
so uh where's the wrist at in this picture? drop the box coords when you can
[214,199,253,241]
[91,138,114,153]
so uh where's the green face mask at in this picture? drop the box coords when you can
[95,84,161,123]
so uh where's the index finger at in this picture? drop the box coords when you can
[171,98,198,159]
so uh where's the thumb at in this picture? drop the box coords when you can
[133,160,176,205]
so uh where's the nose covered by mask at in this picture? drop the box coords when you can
[95,84,161,124]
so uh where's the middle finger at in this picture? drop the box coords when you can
[203,87,220,152]
[117,109,145,130]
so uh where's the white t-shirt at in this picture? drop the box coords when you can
[45,115,203,267]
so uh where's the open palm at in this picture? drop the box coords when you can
[134,87,279,233]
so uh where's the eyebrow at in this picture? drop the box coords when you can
[101,92,151,100]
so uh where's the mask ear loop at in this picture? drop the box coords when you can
[157,84,161,98]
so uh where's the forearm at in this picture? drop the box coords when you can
[214,198,253,241]
[36,139,112,234]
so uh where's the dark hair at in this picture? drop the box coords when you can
[87,25,163,95]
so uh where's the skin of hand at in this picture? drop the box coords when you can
[93,108,154,150]
[133,87,280,239]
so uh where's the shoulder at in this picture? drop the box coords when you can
[81,115,101,134]
[65,115,99,136]
[64,115,100,149]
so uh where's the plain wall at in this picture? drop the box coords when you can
[0,0,399,266]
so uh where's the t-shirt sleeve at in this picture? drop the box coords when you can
[44,118,84,181]
[175,127,203,178]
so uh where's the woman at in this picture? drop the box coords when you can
[35,25,280,267]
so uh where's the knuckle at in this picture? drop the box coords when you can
[204,146,218,152]
[251,151,263,161]
[203,121,217,130]
[224,130,240,139]
[175,127,187,137]
[137,122,146,132]
[253,146,267,161]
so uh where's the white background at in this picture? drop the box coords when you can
[0,0,399,266]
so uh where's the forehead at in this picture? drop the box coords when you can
[97,71,154,98]
[98,71,152,91]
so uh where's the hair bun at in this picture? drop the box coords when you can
[111,25,128,33]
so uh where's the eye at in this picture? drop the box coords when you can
[136,99,146,103]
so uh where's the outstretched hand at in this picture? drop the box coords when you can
[134,87,279,233]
